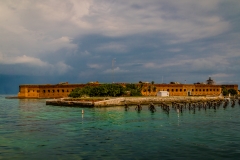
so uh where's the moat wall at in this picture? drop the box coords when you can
[46,96,224,107]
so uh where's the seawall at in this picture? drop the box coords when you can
[46,96,224,107]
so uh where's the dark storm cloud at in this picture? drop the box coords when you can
[0,0,240,93]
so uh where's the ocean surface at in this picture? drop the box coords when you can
[1,95,240,159]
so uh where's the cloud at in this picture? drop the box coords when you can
[0,0,232,59]
[0,0,240,89]
[142,55,231,75]
[87,63,101,69]
[49,36,77,51]
[96,42,128,53]
[103,67,129,74]
[0,53,72,75]
[82,0,230,43]
[0,1,82,57]
[167,48,182,52]
[55,61,73,74]
[0,54,47,66]
[210,73,232,78]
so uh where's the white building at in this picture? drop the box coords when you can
[157,91,169,97]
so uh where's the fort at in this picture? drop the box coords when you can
[17,78,238,98]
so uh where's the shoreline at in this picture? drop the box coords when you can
[46,96,225,107]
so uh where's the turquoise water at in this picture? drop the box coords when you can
[1,95,240,159]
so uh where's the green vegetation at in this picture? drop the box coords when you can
[228,89,238,96]
[125,84,142,96]
[222,87,238,96]
[68,83,142,98]
[222,87,228,96]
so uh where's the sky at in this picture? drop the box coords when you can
[0,0,240,93]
